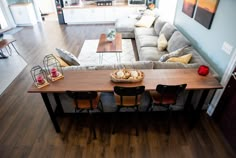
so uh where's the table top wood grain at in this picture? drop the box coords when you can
[96,33,122,53]
[28,69,222,93]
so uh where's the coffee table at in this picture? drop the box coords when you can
[96,33,122,64]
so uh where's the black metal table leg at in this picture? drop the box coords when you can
[41,93,61,133]
[184,90,194,111]
[53,93,64,116]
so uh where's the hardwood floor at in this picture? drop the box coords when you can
[0,21,235,158]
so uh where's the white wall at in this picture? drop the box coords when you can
[37,0,56,14]
[158,0,177,24]
[0,0,16,28]
[0,7,8,29]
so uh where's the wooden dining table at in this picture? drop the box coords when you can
[28,69,223,133]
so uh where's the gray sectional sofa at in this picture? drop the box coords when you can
[50,16,219,113]
[115,16,218,78]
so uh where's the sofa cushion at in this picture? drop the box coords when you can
[153,17,166,35]
[157,34,168,51]
[136,35,158,48]
[139,47,166,61]
[159,23,177,41]
[166,53,192,64]
[134,27,156,37]
[167,31,191,52]
[112,61,154,70]
[115,17,137,32]
[56,48,80,66]
[153,61,200,69]
[135,15,156,28]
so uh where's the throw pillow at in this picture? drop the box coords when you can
[159,23,177,41]
[159,46,186,62]
[153,17,166,35]
[167,31,191,53]
[143,9,155,17]
[157,34,168,51]
[53,54,70,67]
[55,48,80,66]
[135,15,156,28]
[166,53,192,64]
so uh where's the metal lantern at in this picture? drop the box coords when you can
[30,65,49,88]
[43,54,64,82]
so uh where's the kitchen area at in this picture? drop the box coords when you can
[0,0,147,29]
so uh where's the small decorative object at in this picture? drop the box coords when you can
[110,69,144,83]
[97,0,112,6]
[182,0,197,18]
[147,3,155,10]
[198,65,209,76]
[194,0,219,29]
[43,54,64,82]
[30,65,49,88]
[106,29,116,41]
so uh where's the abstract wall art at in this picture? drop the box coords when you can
[182,0,197,18]
[194,0,219,29]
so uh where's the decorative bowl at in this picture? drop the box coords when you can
[110,69,144,83]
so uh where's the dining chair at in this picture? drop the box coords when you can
[66,91,104,139]
[146,84,187,134]
[112,86,145,136]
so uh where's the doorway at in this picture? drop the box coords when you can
[36,0,57,21]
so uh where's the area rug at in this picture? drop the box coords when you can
[78,39,135,65]
[0,53,27,95]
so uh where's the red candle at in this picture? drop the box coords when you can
[51,68,58,77]
[36,75,44,84]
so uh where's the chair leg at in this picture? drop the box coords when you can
[88,110,96,139]
[112,107,121,134]
[98,100,104,112]
[167,106,172,135]
[135,106,139,136]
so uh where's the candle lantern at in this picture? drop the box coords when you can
[30,65,49,88]
[43,54,64,82]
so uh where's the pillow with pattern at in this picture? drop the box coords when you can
[159,46,187,62]
[56,48,80,66]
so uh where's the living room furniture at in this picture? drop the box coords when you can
[114,15,219,80]
[147,84,187,134]
[9,3,37,26]
[66,91,104,139]
[28,69,222,133]
[96,33,122,64]
[112,86,145,136]
[0,39,19,58]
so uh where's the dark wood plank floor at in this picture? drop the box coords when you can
[0,21,235,158]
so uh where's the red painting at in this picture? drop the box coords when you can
[194,0,219,29]
[182,0,197,18]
